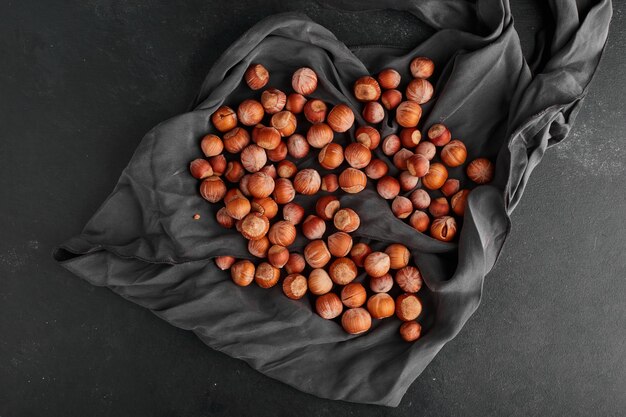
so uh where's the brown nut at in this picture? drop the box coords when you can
[225,195,251,220]
[272,178,296,204]
[271,111,297,137]
[224,188,243,203]
[392,196,413,219]
[268,220,297,246]
[369,274,394,293]
[286,93,307,114]
[230,260,255,286]
[400,321,422,342]
[215,256,236,270]
[251,197,278,219]
[315,195,340,220]
[329,257,358,285]
[321,174,339,192]
[377,68,401,89]
[261,88,286,114]
[268,245,290,268]
[353,76,381,102]
[393,148,413,171]
[333,208,360,233]
[287,133,309,159]
[223,128,250,154]
[341,283,367,308]
[399,171,420,191]
[240,144,267,173]
[327,231,353,257]
[362,101,385,124]
[395,266,423,293]
[367,293,395,319]
[255,127,282,150]
[381,134,401,156]
[344,143,372,169]
[406,153,430,177]
[381,89,403,110]
[292,67,318,96]
[427,123,451,147]
[316,293,343,319]
[350,243,372,267]
[338,168,367,193]
[428,197,450,217]
[377,176,400,200]
[240,212,270,240]
[303,99,327,124]
[364,252,390,278]
[430,216,457,242]
[308,269,333,295]
[410,56,434,79]
[200,134,224,157]
[341,308,372,334]
[302,215,326,240]
[422,163,448,190]
[327,104,355,133]
[293,168,321,195]
[318,143,344,170]
[399,128,422,148]
[451,189,470,217]
[440,179,460,197]
[224,161,245,183]
[237,99,264,126]
[254,262,280,288]
[190,158,213,179]
[385,243,410,269]
[282,274,308,300]
[365,159,389,180]
[304,240,331,268]
[409,210,430,232]
[248,236,270,258]
[248,172,275,198]
[396,101,422,128]
[244,64,269,90]
[415,141,436,160]
[260,163,277,179]
[277,160,297,178]
[466,158,494,184]
[355,126,381,150]
[283,202,305,225]
[306,123,334,148]
[441,140,467,167]
[409,189,431,210]
[406,78,434,104]
[216,207,235,229]
[209,155,227,176]
[199,176,227,203]
[396,293,422,321]
[211,106,237,132]
[285,253,306,274]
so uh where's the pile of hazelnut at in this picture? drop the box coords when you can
[189,58,494,341]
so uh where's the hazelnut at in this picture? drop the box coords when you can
[304,240,331,268]
[406,153,430,177]
[428,197,450,217]
[190,158,214,179]
[409,210,430,232]
[287,134,310,159]
[441,140,467,167]
[283,202,305,225]
[381,89,403,110]
[362,101,385,124]
[327,104,355,133]
[315,195,340,220]
[211,106,237,132]
[293,168,321,195]
[396,293,422,321]
[200,134,224,157]
[240,144,267,173]
[230,260,255,286]
[399,128,422,148]
[338,168,367,193]
[329,257,358,285]
[237,99,264,126]
[327,231,353,257]
[341,283,367,308]
[370,274,393,293]
[268,220,297,247]
[440,179,460,197]
[251,124,264,143]
[254,262,281,288]
[353,76,381,102]
[307,123,335,148]
[355,126,381,150]
[409,188,431,210]
[333,208,360,233]
[215,255,235,270]
[466,158,494,184]
[292,67,318,96]
[303,99,327,123]
[302,215,326,240]
[277,160,298,178]
[268,245,290,268]
[427,124,451,146]
[430,216,457,242]
[393,148,414,171]
[271,111,297,137]
[209,154,227,176]
[248,236,270,258]
[451,189,470,217]
[224,188,243,203]
[367,293,395,319]
[415,141,436,160]
[381,134,401,156]
[318,143,344,170]
[200,176,227,203]
[385,243,410,269]
[350,243,372,267]
[341,308,372,334]
[377,68,401,89]
[260,164,277,179]
[266,141,287,162]
[251,197,278,219]
[272,178,296,204]
[283,274,308,300]
[364,252,390,277]
[224,161,245,183]
[405,78,434,104]
[261,88,286,114]
[422,163,448,190]
[365,159,389,180]
[399,321,422,342]
[316,293,343,319]
[410,56,434,79]
[240,212,270,240]
[225,195,251,220]
[223,128,250,154]
[321,174,339,192]
[377,176,400,200]
[244,64,269,90]
[285,253,306,274]
[396,101,422,127]
[216,207,235,229]
[308,269,333,295]
[344,143,372,169]
[285,93,307,114]
[395,266,423,293]
[399,171,420,191]
[247,172,275,198]
[254,127,282,150]
[392,196,413,219]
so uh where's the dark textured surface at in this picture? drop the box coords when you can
[0,1,624,416]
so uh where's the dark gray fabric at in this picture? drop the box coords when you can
[53,0,612,407]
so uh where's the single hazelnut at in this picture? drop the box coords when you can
[318,143,344,170]
[395,266,423,293]
[350,243,372,267]
[353,76,381,102]
[399,128,421,148]
[224,161,245,183]
[293,168,321,195]
[254,126,282,150]
[381,134,401,156]
[230,260,255,286]
[344,143,372,169]
[240,144,267,173]
[283,202,305,225]
[396,101,422,127]
[292,67,318,96]
[285,253,306,274]
[367,293,395,319]
[190,158,214,179]
[302,215,326,240]
[211,106,237,132]
[248,236,270,258]
[216,207,235,229]
[377,68,401,89]
[277,160,298,178]
[399,171,420,191]
[261,88,286,114]
[268,220,297,247]
[308,269,333,295]
[268,245,290,268]
[410,56,434,79]
[355,126,381,150]
[440,179,460,197]
[315,195,340,220]
[370,274,393,293]
[321,174,339,192]
[266,141,287,162]
[428,197,450,217]
[200,176,227,203]
[393,148,414,171]
[427,124,451,146]
[259,164,277,179]
[237,99,264,126]
[244,63,269,90]
[409,188,431,210]
[409,210,430,232]
[385,243,410,269]
[303,99,328,123]
[285,93,307,114]
[365,159,389,180]
[327,231,353,257]
[240,212,270,240]
[341,308,372,334]
[200,134,224,158]
[215,256,235,270]
[223,128,250,154]
[399,321,422,342]
[254,262,281,288]
[251,197,278,219]
[224,188,243,203]
[422,162,448,190]
[441,140,467,167]
[283,274,308,299]
[362,101,385,124]
[396,293,422,321]
[406,153,430,177]
[304,240,331,268]
[271,110,297,137]
[333,208,360,233]
[466,158,494,184]
[225,195,251,220]
[405,78,434,104]
[364,251,391,277]
[451,189,470,217]
[392,196,413,219]
[377,176,400,200]
[272,178,296,204]
[327,104,355,133]
[316,293,343,319]
[415,141,436,160]
[251,123,264,143]
[307,123,334,148]
[247,172,275,198]
[381,89,403,110]
[341,282,367,308]
[329,257,358,285]
[209,154,227,176]
[338,168,367,193]
[430,216,457,242]
[287,134,310,159]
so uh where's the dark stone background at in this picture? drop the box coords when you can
[1,1,624,416]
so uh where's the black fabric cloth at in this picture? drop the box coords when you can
[54,0,612,407]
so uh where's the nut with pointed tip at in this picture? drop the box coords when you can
[381,89,403,110]
[318,143,344,170]
[427,124,451,146]
[327,231,353,257]
[400,321,422,342]
[268,245,290,268]
[216,207,235,229]
[467,158,494,184]
[271,111,297,137]
[237,99,264,126]
[430,216,457,242]
[382,134,401,156]
[329,257,358,285]
[292,67,318,96]
[422,163,448,190]
[200,176,226,203]
[392,196,413,219]
[353,76,381,102]
[370,274,393,293]
[308,269,333,295]
[306,123,334,149]
[283,202,305,225]
[240,212,270,241]
[377,68,401,89]
[327,104,355,132]
[333,208,360,233]
[315,195,340,220]
[341,283,367,308]
[248,236,270,258]
[385,243,410,269]
[395,266,423,293]
[321,174,339,192]
[200,134,224,157]
[244,64,269,90]
[410,56,435,79]
[254,262,280,288]
[316,293,343,319]
[362,101,385,124]
[240,144,267,173]
[409,210,430,232]
[286,93,307,114]
[268,220,296,247]
[247,172,275,199]
[364,251,390,278]
[285,253,306,274]
[451,189,470,217]
[272,178,296,204]
[211,106,237,132]
[355,126,381,150]
[441,140,467,167]
[406,78,434,104]
[338,168,367,193]
[396,293,422,321]
[251,197,278,219]
[215,256,235,270]
[287,134,309,159]
[261,88,286,114]
[277,160,297,178]
[304,240,331,268]
[190,159,214,179]
[283,274,308,299]
[367,293,395,319]
[303,99,327,123]
[302,215,326,240]
[409,189,431,210]
[350,243,372,267]
[293,168,321,195]
[377,176,400,200]
[225,195,251,220]
[396,101,422,127]
[230,260,255,286]
[365,159,389,180]
[341,308,371,334]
